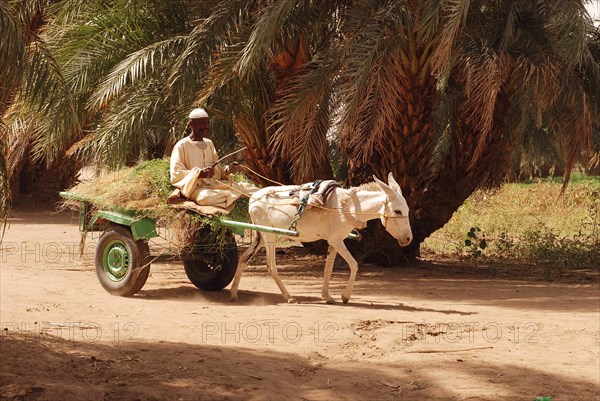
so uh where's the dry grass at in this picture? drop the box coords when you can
[65,159,173,219]
[64,159,253,253]
[423,175,600,272]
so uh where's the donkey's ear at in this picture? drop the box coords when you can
[373,175,397,198]
[387,172,402,195]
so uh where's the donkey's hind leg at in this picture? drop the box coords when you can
[264,235,295,303]
[330,240,359,304]
[230,230,264,302]
[322,245,338,304]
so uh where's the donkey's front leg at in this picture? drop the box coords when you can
[331,240,359,304]
[322,245,338,304]
[265,244,296,303]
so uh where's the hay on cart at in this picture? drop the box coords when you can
[63,159,252,252]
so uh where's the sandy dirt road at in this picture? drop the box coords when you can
[1,210,599,400]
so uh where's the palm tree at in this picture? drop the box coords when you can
[2,0,258,217]
[1,0,82,207]
[11,0,322,186]
[189,0,340,184]
[1,0,26,224]
[0,0,24,225]
[220,0,598,262]
[0,132,9,232]
[402,1,599,259]
[78,0,336,184]
[3,0,238,209]
[585,22,600,176]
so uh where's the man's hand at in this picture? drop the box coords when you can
[199,166,215,178]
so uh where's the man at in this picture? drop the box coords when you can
[170,108,252,210]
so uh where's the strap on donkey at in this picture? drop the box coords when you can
[288,180,324,232]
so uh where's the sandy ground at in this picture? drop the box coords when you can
[1,210,599,401]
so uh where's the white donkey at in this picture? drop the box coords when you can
[230,172,412,304]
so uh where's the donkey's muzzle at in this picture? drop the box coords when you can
[398,236,413,247]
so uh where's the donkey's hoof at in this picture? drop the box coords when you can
[230,296,238,302]
[325,297,336,305]
[341,295,350,304]
[286,297,298,304]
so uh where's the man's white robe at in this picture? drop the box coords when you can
[170,137,250,209]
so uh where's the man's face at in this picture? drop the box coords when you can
[189,117,210,135]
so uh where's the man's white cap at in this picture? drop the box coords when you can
[189,108,209,119]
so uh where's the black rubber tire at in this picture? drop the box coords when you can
[182,232,238,291]
[95,225,151,296]
[130,241,151,294]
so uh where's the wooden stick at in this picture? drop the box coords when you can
[244,373,263,380]
[211,147,247,167]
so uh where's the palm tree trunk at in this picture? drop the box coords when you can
[239,139,291,186]
[347,71,514,264]
[345,43,438,264]
[405,89,514,256]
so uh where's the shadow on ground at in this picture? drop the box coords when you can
[190,255,600,313]
[1,333,597,401]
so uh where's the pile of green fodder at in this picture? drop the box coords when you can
[423,174,600,273]
[65,158,174,219]
[64,159,253,252]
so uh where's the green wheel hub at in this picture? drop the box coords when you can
[103,240,130,281]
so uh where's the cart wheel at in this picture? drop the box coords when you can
[95,225,151,296]
[182,233,238,291]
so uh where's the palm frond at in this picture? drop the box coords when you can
[167,0,260,100]
[498,2,521,50]
[417,1,443,44]
[194,40,249,104]
[0,121,10,238]
[2,112,37,175]
[237,0,298,75]
[335,2,414,164]
[0,0,26,107]
[269,67,335,181]
[21,35,79,165]
[428,88,462,176]
[226,71,274,149]
[49,0,187,91]
[549,0,592,71]
[552,83,593,186]
[432,0,471,76]
[90,36,188,111]
[70,80,169,169]
[459,49,512,167]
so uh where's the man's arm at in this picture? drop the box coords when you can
[170,143,196,187]
[206,140,222,179]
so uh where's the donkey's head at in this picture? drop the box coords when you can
[373,173,413,246]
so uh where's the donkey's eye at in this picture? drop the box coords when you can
[394,210,403,216]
